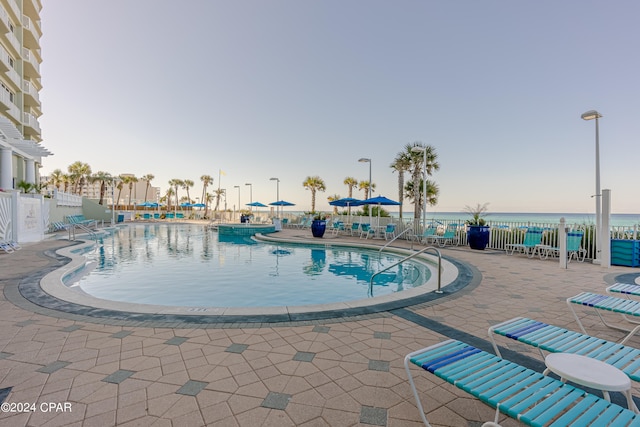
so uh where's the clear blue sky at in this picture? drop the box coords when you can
[38,0,640,214]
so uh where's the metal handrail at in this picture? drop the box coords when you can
[68,223,99,242]
[380,226,415,252]
[369,246,442,297]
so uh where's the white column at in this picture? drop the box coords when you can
[0,147,12,189]
[558,217,568,269]
[25,159,35,184]
[601,189,611,268]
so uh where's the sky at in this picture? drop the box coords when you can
[37,0,640,215]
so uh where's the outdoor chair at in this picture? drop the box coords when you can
[384,224,396,240]
[349,222,360,236]
[430,227,458,247]
[505,227,544,257]
[536,230,587,262]
[359,223,371,239]
[0,241,14,253]
[405,339,640,427]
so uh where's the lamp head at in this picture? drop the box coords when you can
[245,183,251,186]
[270,177,279,181]
[581,110,602,121]
[411,146,425,153]
[358,158,371,163]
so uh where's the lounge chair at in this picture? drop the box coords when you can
[567,292,640,345]
[430,227,458,247]
[349,222,360,236]
[608,283,640,299]
[488,316,640,383]
[505,227,544,257]
[330,221,345,235]
[0,241,15,253]
[536,230,587,262]
[413,227,437,244]
[359,223,371,239]
[405,339,640,426]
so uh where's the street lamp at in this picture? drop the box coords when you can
[233,185,240,222]
[358,158,372,224]
[411,146,428,232]
[581,110,603,264]
[245,183,252,211]
[270,177,279,219]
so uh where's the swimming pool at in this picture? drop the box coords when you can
[62,223,436,308]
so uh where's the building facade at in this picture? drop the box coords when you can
[0,0,50,191]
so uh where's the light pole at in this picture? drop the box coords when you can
[581,110,603,264]
[270,177,279,219]
[233,185,240,222]
[358,158,372,224]
[245,183,252,211]
[411,146,428,232]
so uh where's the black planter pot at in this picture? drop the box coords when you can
[311,220,327,238]
[467,225,490,250]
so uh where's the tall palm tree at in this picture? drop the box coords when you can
[116,179,125,209]
[91,171,112,205]
[182,179,194,204]
[327,194,341,215]
[48,169,64,191]
[302,176,326,213]
[164,187,175,211]
[404,179,439,212]
[120,175,138,208]
[200,175,213,216]
[61,174,72,193]
[343,177,358,216]
[141,174,155,203]
[169,179,183,210]
[213,188,225,212]
[358,180,376,200]
[404,142,440,223]
[67,161,91,195]
[390,151,412,219]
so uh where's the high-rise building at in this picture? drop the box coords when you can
[0,0,50,191]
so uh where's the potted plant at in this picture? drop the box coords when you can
[311,212,327,238]
[464,203,490,250]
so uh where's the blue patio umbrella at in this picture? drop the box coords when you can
[247,202,268,207]
[359,196,400,223]
[329,197,362,222]
[192,203,206,208]
[269,200,295,220]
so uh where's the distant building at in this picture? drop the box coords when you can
[0,0,51,190]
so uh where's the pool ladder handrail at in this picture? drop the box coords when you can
[379,226,416,252]
[68,223,99,242]
[369,246,443,297]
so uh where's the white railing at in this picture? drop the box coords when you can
[54,189,82,207]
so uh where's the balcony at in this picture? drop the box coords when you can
[22,111,41,136]
[21,47,40,79]
[3,0,19,22]
[0,4,9,35]
[0,45,9,73]
[6,66,19,88]
[0,89,11,111]
[22,0,42,19]
[21,15,42,51]
[22,79,40,108]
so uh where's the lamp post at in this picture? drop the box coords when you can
[411,146,428,232]
[245,183,252,211]
[358,158,372,224]
[581,110,603,264]
[233,185,240,222]
[270,177,279,219]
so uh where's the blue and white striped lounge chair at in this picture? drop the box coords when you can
[505,227,544,257]
[488,316,640,383]
[0,241,15,254]
[608,283,640,299]
[405,339,640,426]
[567,292,640,345]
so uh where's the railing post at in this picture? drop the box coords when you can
[601,189,611,268]
[559,217,567,269]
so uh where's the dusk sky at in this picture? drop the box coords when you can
[38,1,640,214]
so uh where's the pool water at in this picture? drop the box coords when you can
[67,224,432,307]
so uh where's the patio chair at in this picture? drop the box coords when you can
[416,227,437,244]
[384,224,396,240]
[405,339,640,427]
[505,227,544,257]
[349,222,360,236]
[359,223,371,239]
[430,227,458,247]
[0,241,15,254]
[330,221,345,235]
[488,316,640,383]
[567,292,640,345]
[537,230,587,262]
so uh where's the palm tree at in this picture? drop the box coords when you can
[343,177,358,216]
[200,175,213,216]
[169,179,183,210]
[120,175,138,208]
[404,142,440,223]
[61,174,72,193]
[67,161,91,195]
[327,194,341,215]
[302,176,326,213]
[92,171,112,205]
[48,169,64,191]
[116,179,125,209]
[213,188,225,212]
[182,179,194,204]
[164,187,175,211]
[358,180,376,200]
[390,151,412,219]
[404,179,439,212]
[141,174,155,203]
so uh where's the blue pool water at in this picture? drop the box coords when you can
[67,224,432,307]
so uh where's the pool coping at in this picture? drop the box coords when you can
[9,229,482,327]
